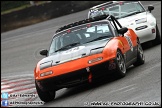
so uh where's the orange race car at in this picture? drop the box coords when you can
[34,14,145,102]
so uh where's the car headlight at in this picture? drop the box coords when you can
[135,18,147,24]
[40,71,53,77]
[88,57,103,64]
[90,47,104,55]
[40,61,52,70]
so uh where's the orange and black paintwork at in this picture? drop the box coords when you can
[35,32,138,91]
[34,15,140,92]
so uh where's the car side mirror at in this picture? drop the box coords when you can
[40,49,48,56]
[148,5,154,13]
[118,27,128,36]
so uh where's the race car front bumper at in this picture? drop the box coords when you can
[36,59,116,91]
[134,25,156,43]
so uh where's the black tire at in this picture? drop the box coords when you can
[35,81,56,102]
[115,50,126,78]
[152,24,161,45]
[133,39,145,66]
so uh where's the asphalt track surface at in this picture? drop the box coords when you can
[1,1,161,107]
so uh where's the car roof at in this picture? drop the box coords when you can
[90,1,139,10]
[90,1,116,9]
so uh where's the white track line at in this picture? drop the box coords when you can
[1,85,10,89]
[1,78,34,85]
[109,84,136,94]
[1,89,14,93]
[1,74,34,79]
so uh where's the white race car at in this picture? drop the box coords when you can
[88,1,161,45]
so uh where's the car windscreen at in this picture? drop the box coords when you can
[89,1,145,19]
[48,22,113,55]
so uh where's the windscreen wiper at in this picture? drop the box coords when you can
[86,36,110,43]
[55,42,80,52]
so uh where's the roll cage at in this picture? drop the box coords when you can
[55,14,124,35]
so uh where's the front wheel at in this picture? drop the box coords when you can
[35,80,56,102]
[115,50,126,78]
[133,39,145,66]
[152,24,161,45]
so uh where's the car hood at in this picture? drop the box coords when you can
[117,12,147,28]
[39,38,111,70]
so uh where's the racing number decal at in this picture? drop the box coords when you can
[125,35,133,51]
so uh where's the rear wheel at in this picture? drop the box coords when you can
[115,50,126,78]
[152,24,161,45]
[35,81,56,102]
[133,39,145,66]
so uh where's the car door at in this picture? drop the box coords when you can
[109,15,137,64]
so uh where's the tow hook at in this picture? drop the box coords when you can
[86,67,92,83]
